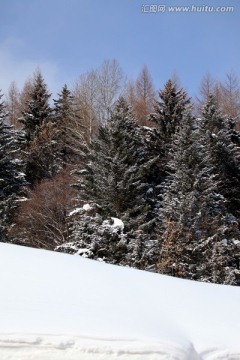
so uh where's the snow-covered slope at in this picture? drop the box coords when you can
[0,243,240,359]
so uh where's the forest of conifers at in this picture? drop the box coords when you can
[1,59,240,285]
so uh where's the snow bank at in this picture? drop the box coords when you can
[0,334,202,360]
[0,243,240,359]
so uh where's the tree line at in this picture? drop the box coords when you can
[1,60,240,285]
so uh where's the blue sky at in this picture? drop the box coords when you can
[0,0,239,98]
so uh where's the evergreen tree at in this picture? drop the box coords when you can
[199,95,240,221]
[0,93,26,242]
[19,71,52,143]
[53,84,86,169]
[150,79,190,157]
[147,80,191,209]
[23,121,59,182]
[158,105,240,285]
[79,98,147,223]
[63,98,155,266]
[139,80,191,265]
[57,204,128,266]
[18,71,53,184]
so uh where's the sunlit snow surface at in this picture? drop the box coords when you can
[0,243,240,359]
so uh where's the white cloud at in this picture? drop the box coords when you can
[0,37,60,97]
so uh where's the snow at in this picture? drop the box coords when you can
[75,248,92,257]
[83,203,93,211]
[233,239,240,246]
[221,238,228,246]
[111,217,124,230]
[68,204,93,217]
[147,187,154,194]
[68,207,82,216]
[0,243,240,360]
[102,217,124,232]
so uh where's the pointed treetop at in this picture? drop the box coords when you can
[150,79,190,143]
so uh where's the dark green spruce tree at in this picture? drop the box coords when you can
[58,97,155,267]
[0,92,26,242]
[150,79,190,160]
[53,84,86,169]
[199,94,240,222]
[141,80,191,267]
[147,79,191,208]
[158,99,240,285]
[18,71,53,184]
[19,71,52,142]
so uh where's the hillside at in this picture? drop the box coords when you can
[0,243,240,359]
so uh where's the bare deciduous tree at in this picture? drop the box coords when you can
[220,71,240,124]
[18,77,34,118]
[195,73,218,115]
[10,170,77,249]
[5,81,21,129]
[96,59,125,126]
[73,59,126,133]
[73,70,100,143]
[196,71,240,129]
[199,73,216,100]
[126,66,155,126]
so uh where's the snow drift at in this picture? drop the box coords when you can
[0,243,240,359]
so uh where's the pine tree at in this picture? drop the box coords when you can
[18,71,53,184]
[19,70,52,143]
[79,98,146,221]
[0,93,26,242]
[147,79,191,209]
[157,111,220,278]
[63,97,154,266]
[53,84,86,169]
[57,204,128,266]
[150,79,190,156]
[158,103,240,285]
[23,121,59,182]
[139,80,191,265]
[199,95,240,221]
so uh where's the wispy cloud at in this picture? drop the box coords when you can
[0,37,59,96]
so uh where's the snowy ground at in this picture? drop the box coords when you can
[0,243,240,359]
